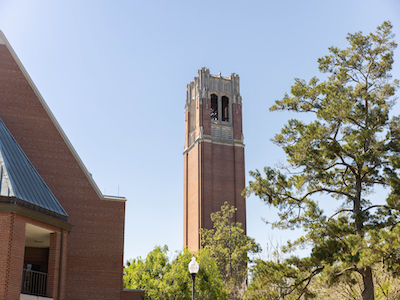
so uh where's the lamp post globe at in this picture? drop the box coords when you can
[188,256,199,300]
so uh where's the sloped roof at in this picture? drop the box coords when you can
[0,118,67,217]
[0,31,125,203]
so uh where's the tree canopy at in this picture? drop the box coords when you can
[124,246,228,299]
[200,202,261,299]
[244,21,399,300]
[124,203,260,299]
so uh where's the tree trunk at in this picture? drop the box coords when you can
[354,175,363,235]
[361,266,375,300]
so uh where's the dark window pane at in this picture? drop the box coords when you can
[211,94,218,120]
[222,96,229,122]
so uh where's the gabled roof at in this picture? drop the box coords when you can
[0,118,67,217]
[0,31,125,203]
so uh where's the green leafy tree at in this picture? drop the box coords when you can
[123,245,170,299]
[162,248,229,300]
[244,21,399,300]
[200,202,261,299]
[246,259,305,300]
[124,246,228,299]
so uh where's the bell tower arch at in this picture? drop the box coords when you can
[183,67,246,250]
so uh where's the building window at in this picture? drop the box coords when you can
[210,94,230,123]
[211,94,218,120]
[222,96,229,122]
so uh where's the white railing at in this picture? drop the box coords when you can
[21,269,47,297]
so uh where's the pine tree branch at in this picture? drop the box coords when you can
[340,166,350,187]
[390,220,400,231]
[363,205,397,212]
[322,162,351,172]
[335,265,360,277]
[346,116,366,129]
[301,188,354,201]
[328,209,353,220]
[337,153,357,175]
[283,267,324,299]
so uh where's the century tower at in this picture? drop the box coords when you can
[183,67,246,250]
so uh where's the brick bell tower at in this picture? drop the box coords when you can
[183,67,246,250]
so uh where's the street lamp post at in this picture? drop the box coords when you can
[188,256,199,300]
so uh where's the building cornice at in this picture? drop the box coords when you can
[102,195,127,202]
[183,136,245,155]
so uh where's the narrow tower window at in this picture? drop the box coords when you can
[222,96,229,122]
[211,94,218,120]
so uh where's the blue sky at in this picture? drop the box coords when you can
[0,0,399,262]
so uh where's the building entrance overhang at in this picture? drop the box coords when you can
[0,196,73,231]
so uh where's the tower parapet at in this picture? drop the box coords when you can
[184,68,244,152]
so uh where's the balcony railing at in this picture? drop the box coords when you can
[21,269,47,297]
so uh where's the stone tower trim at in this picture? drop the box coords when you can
[183,67,246,250]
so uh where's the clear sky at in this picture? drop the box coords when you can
[0,0,399,263]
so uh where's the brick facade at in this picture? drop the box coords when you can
[184,68,246,250]
[23,247,49,272]
[0,32,139,299]
[0,213,68,299]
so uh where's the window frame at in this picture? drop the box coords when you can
[210,93,231,124]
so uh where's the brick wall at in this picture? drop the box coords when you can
[0,212,66,299]
[5,213,25,299]
[24,247,49,272]
[0,212,19,299]
[0,41,126,299]
[185,141,200,250]
[184,94,246,250]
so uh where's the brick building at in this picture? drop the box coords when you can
[0,32,144,299]
[183,68,246,250]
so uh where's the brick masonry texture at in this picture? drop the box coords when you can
[0,42,142,299]
[23,247,49,272]
[184,88,246,251]
[0,212,67,299]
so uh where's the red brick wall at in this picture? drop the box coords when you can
[185,142,200,250]
[0,212,23,300]
[232,103,243,141]
[234,146,246,233]
[0,43,126,299]
[0,212,10,298]
[0,213,67,299]
[184,95,246,251]
[24,247,49,272]
[5,213,25,299]
[47,232,60,298]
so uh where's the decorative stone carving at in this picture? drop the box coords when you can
[186,68,241,106]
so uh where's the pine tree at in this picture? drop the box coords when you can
[245,21,399,300]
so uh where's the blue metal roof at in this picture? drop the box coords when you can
[0,118,67,217]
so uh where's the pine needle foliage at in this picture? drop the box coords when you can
[244,21,399,300]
